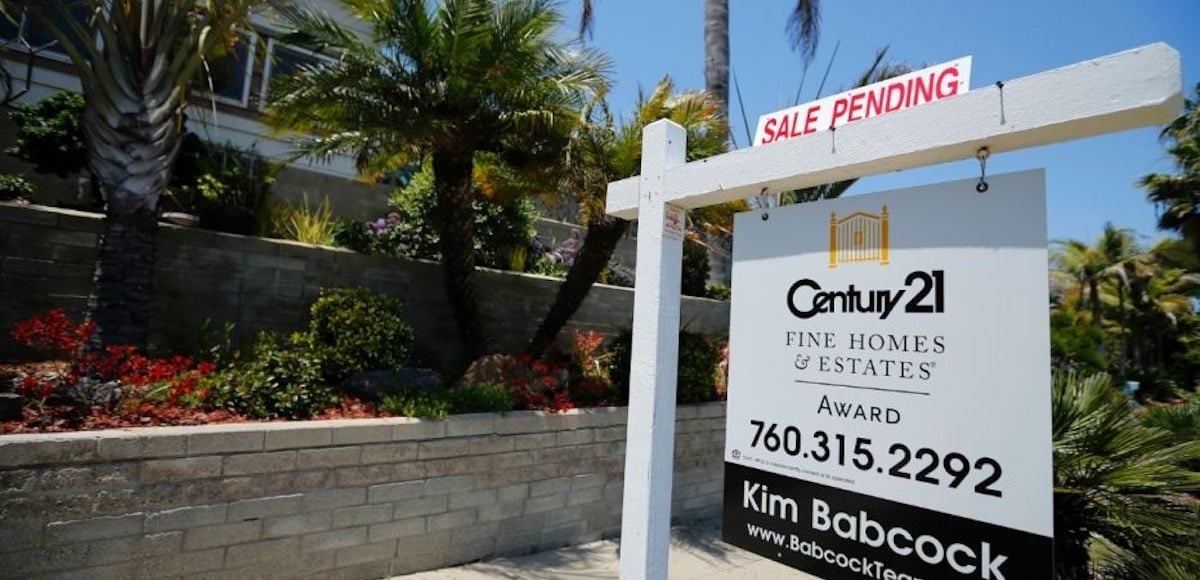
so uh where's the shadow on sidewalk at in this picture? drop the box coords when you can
[397,521,779,580]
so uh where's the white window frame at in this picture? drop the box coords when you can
[2,7,81,65]
[193,30,258,108]
[259,36,336,110]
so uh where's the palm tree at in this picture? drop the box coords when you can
[525,77,728,355]
[0,0,258,347]
[578,1,820,118]
[1051,371,1200,579]
[264,0,609,359]
[1052,223,1138,328]
[777,48,908,206]
[1120,239,1200,372]
[1142,84,1200,257]
[524,51,907,355]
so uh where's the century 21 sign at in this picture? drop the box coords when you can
[723,171,1054,580]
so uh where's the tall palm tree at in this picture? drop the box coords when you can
[524,51,907,355]
[0,0,258,347]
[578,1,820,118]
[777,48,908,206]
[1119,239,1200,371]
[1142,84,1200,257]
[1052,371,1200,579]
[525,77,728,355]
[1052,223,1138,328]
[264,0,609,359]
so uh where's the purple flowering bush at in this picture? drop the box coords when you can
[333,170,540,270]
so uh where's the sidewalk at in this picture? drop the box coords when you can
[396,523,816,579]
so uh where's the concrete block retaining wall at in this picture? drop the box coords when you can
[0,203,729,371]
[0,403,727,579]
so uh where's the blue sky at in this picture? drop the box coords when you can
[569,0,1200,246]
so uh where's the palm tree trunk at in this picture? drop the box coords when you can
[1053,494,1092,580]
[526,216,629,356]
[704,0,730,116]
[83,102,179,348]
[89,196,159,347]
[1117,284,1127,371]
[1088,279,1101,327]
[432,149,489,359]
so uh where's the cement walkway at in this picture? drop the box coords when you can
[395,523,816,579]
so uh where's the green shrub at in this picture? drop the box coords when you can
[677,331,721,404]
[381,391,450,419]
[705,283,731,301]
[380,383,514,418]
[446,383,516,414]
[0,174,35,200]
[610,329,722,405]
[206,333,336,419]
[529,253,569,278]
[610,330,633,404]
[304,287,415,382]
[374,169,539,269]
[682,239,710,297]
[169,138,281,235]
[1050,310,1110,376]
[332,218,373,253]
[186,319,237,368]
[276,196,336,245]
[5,91,87,178]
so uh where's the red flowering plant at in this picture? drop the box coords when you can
[503,352,575,413]
[72,347,216,410]
[567,330,616,406]
[11,308,96,355]
[9,310,216,415]
[9,309,94,409]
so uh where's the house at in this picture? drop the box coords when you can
[0,2,729,285]
[0,2,391,219]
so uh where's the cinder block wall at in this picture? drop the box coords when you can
[0,403,727,579]
[0,203,730,370]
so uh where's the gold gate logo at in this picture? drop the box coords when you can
[829,205,889,268]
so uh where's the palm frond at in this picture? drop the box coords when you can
[785,0,820,64]
[1052,371,1200,578]
[779,47,907,206]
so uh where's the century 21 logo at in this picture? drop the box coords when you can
[786,270,945,320]
[829,205,889,268]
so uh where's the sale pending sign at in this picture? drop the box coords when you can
[723,171,1053,579]
[754,57,972,147]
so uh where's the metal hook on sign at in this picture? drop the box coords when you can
[759,187,771,220]
[975,147,991,193]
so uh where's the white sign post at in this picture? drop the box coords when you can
[723,170,1053,579]
[618,121,687,580]
[611,43,1181,580]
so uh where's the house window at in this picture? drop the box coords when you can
[0,12,20,41]
[4,5,95,61]
[196,33,257,108]
[260,38,333,106]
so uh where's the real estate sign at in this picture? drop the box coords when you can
[722,170,1054,580]
[754,57,972,147]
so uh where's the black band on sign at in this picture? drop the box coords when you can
[722,462,1053,580]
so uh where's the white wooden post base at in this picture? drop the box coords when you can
[618,120,687,580]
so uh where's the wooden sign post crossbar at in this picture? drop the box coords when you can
[611,43,1182,580]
